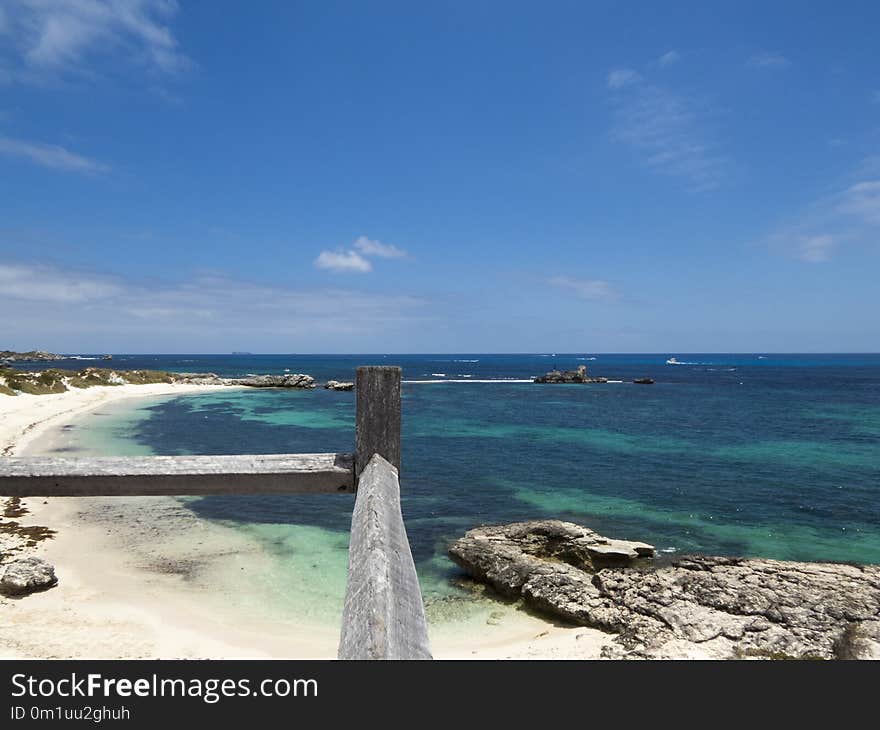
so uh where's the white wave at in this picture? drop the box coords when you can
[607,380,623,383]
[660,547,677,554]
[430,373,446,377]
[462,374,473,378]
[577,357,597,361]
[453,359,479,363]
[403,379,533,384]
[67,356,100,360]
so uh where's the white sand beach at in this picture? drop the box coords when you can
[0,382,240,457]
[0,385,611,660]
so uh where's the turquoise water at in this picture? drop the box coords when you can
[46,353,880,616]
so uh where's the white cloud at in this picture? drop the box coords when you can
[797,235,836,262]
[550,276,617,301]
[658,50,680,67]
[763,175,880,262]
[838,181,880,225]
[608,78,725,190]
[1,261,427,350]
[0,263,122,301]
[353,235,406,258]
[748,52,790,69]
[314,249,372,273]
[315,235,407,273]
[0,0,189,81]
[607,68,641,90]
[0,135,107,173]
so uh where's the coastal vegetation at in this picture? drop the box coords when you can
[0,365,321,395]
[0,367,175,395]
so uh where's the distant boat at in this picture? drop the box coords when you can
[666,357,679,365]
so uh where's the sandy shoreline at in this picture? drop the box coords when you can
[0,382,242,457]
[0,385,611,659]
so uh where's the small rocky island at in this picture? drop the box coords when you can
[324,380,354,391]
[534,364,608,384]
[449,520,880,660]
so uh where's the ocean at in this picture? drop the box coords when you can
[31,353,880,625]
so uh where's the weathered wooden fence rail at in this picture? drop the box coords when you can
[338,453,431,660]
[0,365,431,660]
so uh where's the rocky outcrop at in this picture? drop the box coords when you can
[324,380,354,391]
[0,350,63,363]
[0,557,57,595]
[172,372,316,388]
[225,373,315,388]
[534,365,607,384]
[449,520,880,659]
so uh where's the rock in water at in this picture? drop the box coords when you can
[449,520,880,659]
[534,365,608,384]
[324,380,354,391]
[0,557,58,595]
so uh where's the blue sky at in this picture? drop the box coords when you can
[1,1,878,353]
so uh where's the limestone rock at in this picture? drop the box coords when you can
[1,557,58,595]
[449,520,880,659]
[324,380,354,391]
[225,373,315,388]
[534,365,608,384]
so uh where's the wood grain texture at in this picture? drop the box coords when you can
[0,453,354,496]
[355,366,401,479]
[338,453,431,660]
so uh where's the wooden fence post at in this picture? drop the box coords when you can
[355,366,401,480]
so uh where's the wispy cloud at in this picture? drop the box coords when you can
[607,70,725,191]
[0,0,189,82]
[1,261,427,350]
[550,276,617,302]
[838,181,880,225]
[747,52,791,69]
[0,262,121,301]
[797,235,836,262]
[763,175,880,262]
[607,68,641,90]
[353,235,406,259]
[658,50,680,67]
[314,249,372,273]
[0,135,107,173]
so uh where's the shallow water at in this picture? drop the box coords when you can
[48,353,880,624]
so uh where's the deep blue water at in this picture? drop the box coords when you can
[39,353,880,578]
